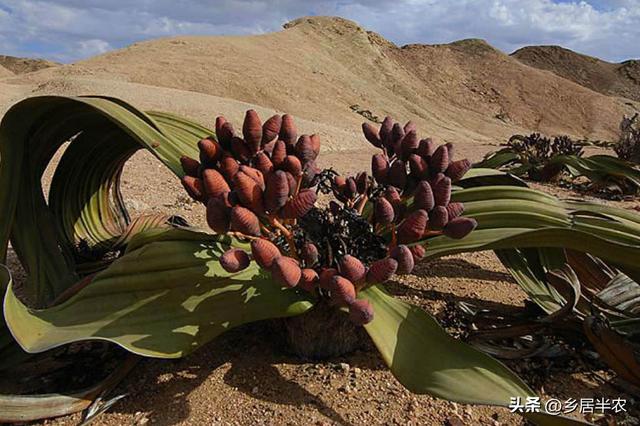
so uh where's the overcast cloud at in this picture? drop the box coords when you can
[0,0,638,63]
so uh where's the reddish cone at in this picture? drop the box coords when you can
[444,217,478,239]
[430,205,449,229]
[430,145,449,174]
[264,170,289,213]
[339,255,366,285]
[349,299,374,325]
[397,209,428,244]
[243,110,262,154]
[391,245,415,275]
[299,268,319,292]
[202,169,230,199]
[180,156,200,177]
[198,138,222,166]
[362,122,381,147]
[372,154,389,184]
[230,206,261,236]
[206,195,231,233]
[262,114,282,145]
[445,159,471,182]
[414,181,435,211]
[181,176,204,202]
[282,189,316,219]
[250,238,281,269]
[366,257,398,283]
[271,256,301,288]
[280,114,297,145]
[220,248,250,273]
[329,276,356,306]
[375,197,395,225]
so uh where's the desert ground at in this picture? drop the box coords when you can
[1,15,639,426]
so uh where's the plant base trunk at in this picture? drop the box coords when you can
[536,164,564,182]
[277,299,369,360]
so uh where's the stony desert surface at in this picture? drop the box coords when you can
[1,15,639,426]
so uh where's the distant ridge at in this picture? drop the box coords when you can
[0,55,59,75]
[512,45,640,102]
[0,65,13,79]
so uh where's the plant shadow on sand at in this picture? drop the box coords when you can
[385,257,640,423]
[414,257,514,283]
[100,256,639,425]
[388,257,523,316]
[106,319,381,425]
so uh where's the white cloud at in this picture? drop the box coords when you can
[336,0,639,60]
[75,39,111,58]
[0,0,637,62]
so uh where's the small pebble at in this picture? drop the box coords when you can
[339,384,352,393]
[445,415,465,426]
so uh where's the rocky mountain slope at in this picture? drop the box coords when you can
[0,65,13,79]
[512,45,640,102]
[0,55,59,75]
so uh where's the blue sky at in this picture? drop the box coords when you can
[0,0,638,63]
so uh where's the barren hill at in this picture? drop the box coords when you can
[2,16,637,153]
[512,45,640,102]
[385,37,634,139]
[0,55,59,75]
[0,65,13,79]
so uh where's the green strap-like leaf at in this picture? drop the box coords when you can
[474,150,519,169]
[458,168,527,188]
[0,354,139,423]
[0,93,208,304]
[361,284,532,403]
[424,228,640,276]
[360,285,587,425]
[551,155,640,190]
[0,265,31,371]
[0,96,207,306]
[476,145,640,191]
[3,229,313,358]
[426,185,640,279]
[495,249,566,315]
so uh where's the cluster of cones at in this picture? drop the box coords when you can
[359,117,478,278]
[180,110,320,235]
[180,111,477,326]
